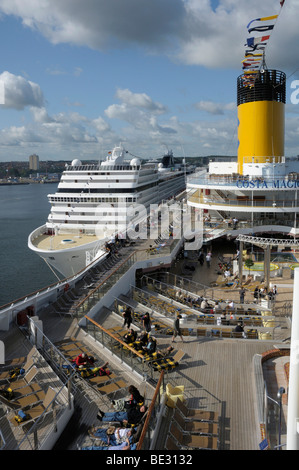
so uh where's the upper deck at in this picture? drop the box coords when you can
[188,172,299,192]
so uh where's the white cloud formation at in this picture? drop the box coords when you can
[0,0,295,70]
[0,71,44,110]
[104,88,175,137]
[0,1,296,160]
[195,100,235,115]
[114,89,167,114]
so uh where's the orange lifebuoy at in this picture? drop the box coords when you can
[64,283,70,292]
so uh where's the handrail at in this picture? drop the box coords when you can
[84,315,145,360]
[75,251,136,310]
[0,248,110,312]
[136,370,164,450]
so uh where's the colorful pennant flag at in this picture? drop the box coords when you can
[247,15,278,30]
[246,35,270,47]
[241,1,286,86]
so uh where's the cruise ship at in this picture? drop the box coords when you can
[187,68,299,244]
[28,145,192,277]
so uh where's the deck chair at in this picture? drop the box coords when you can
[170,422,218,450]
[10,383,42,397]
[196,328,207,337]
[176,398,219,422]
[173,410,218,435]
[0,347,38,381]
[87,372,117,386]
[6,389,46,410]
[148,349,186,372]
[97,379,127,395]
[221,329,232,338]
[5,366,39,390]
[11,387,57,427]
[1,356,26,368]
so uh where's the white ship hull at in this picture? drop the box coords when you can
[28,224,108,278]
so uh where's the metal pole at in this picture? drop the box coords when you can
[287,267,299,449]
[264,245,271,291]
[239,240,243,285]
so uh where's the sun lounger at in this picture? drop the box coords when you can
[1,356,26,368]
[88,372,117,386]
[97,380,127,395]
[0,347,38,381]
[148,349,186,372]
[176,398,219,422]
[10,383,42,398]
[6,389,46,410]
[173,410,218,435]
[11,387,56,427]
[165,435,180,451]
[170,422,218,449]
[6,366,39,391]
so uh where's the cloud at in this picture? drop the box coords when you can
[0,0,185,50]
[114,89,167,113]
[0,71,44,110]
[104,88,175,137]
[0,0,295,71]
[195,100,235,115]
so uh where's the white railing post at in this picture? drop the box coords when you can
[287,267,299,449]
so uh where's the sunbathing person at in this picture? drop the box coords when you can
[89,425,133,445]
[126,385,144,407]
[142,336,157,356]
[154,345,174,359]
[81,438,134,451]
[112,385,144,411]
[131,331,148,351]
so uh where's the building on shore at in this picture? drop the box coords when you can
[29,153,40,171]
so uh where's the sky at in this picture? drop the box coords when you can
[0,0,298,163]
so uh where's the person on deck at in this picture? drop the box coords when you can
[122,306,133,329]
[97,404,147,427]
[73,353,94,368]
[142,312,152,333]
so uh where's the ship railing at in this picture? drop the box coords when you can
[65,164,141,171]
[0,430,5,450]
[84,315,176,382]
[142,273,213,301]
[130,284,280,340]
[187,174,299,187]
[136,370,165,450]
[195,216,296,234]
[72,252,137,317]
[1,323,75,450]
[0,246,113,326]
[11,385,73,450]
[141,273,274,316]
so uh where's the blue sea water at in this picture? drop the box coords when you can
[0,183,58,306]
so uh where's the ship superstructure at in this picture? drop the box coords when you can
[28,145,191,277]
[187,4,298,243]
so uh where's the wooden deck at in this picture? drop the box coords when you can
[4,308,286,450]
[0,237,291,450]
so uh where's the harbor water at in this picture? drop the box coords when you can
[0,183,58,306]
